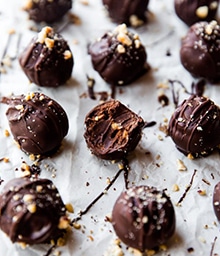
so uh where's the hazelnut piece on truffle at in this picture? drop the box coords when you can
[88,24,148,86]
[1,92,69,156]
[112,185,176,251]
[84,99,145,160]
[0,177,69,245]
[19,26,74,87]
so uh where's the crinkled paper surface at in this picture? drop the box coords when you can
[0,0,220,256]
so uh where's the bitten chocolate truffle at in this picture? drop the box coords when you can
[112,186,175,251]
[102,0,149,27]
[23,0,72,23]
[0,177,69,245]
[180,20,220,82]
[1,92,69,156]
[19,26,73,87]
[168,95,220,158]
[84,99,145,160]
[213,182,220,221]
[174,0,219,26]
[88,24,147,86]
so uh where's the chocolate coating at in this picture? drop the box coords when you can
[168,95,220,158]
[84,99,145,160]
[174,0,219,26]
[102,0,149,26]
[213,182,220,221]
[180,21,220,82]
[2,92,69,156]
[0,177,68,245]
[88,24,147,86]
[23,0,72,23]
[112,186,176,251]
[19,26,74,87]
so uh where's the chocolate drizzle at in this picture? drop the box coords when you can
[177,169,197,205]
[71,164,124,224]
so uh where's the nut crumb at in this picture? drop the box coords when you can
[177,159,187,171]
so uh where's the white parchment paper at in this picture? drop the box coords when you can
[0,1,220,255]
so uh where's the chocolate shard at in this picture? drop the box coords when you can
[19,26,74,87]
[23,0,72,23]
[180,20,220,82]
[84,99,145,160]
[174,0,219,26]
[0,177,69,245]
[112,185,176,251]
[102,0,149,26]
[2,92,69,156]
[168,95,220,158]
[88,24,148,86]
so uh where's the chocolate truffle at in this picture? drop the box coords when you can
[88,24,147,86]
[213,182,220,221]
[168,95,220,158]
[112,186,175,251]
[19,26,74,87]
[174,0,219,26]
[102,0,149,27]
[1,92,69,156]
[0,177,69,245]
[84,99,145,160]
[23,0,72,23]
[180,20,220,82]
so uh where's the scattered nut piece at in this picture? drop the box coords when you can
[172,184,180,192]
[65,203,74,213]
[177,159,187,171]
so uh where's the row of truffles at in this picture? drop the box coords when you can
[1,92,69,156]
[22,0,219,29]
[18,20,220,88]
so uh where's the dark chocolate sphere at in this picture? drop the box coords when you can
[19,26,74,87]
[2,92,69,156]
[0,177,69,245]
[174,0,219,26]
[23,0,72,23]
[88,24,147,86]
[112,186,176,251]
[180,20,220,82]
[102,0,149,27]
[168,95,220,158]
[213,182,220,221]
[84,99,145,160]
